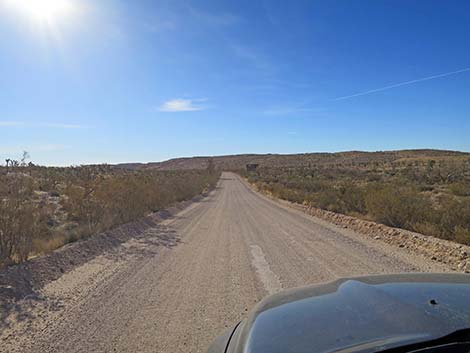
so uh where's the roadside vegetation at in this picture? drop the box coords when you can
[0,159,219,267]
[242,156,470,245]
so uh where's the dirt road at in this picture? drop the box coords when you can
[3,173,452,353]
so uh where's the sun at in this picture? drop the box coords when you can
[5,0,75,23]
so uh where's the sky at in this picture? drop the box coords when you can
[1,0,469,166]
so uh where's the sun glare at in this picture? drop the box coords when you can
[5,0,75,23]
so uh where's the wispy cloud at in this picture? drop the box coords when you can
[230,44,275,73]
[143,6,238,34]
[0,121,23,127]
[0,121,84,129]
[334,67,470,101]
[158,98,208,112]
[144,19,177,33]
[262,1,281,26]
[241,79,313,92]
[187,6,239,26]
[45,123,84,129]
[263,106,326,116]
[230,44,260,63]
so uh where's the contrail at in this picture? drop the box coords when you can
[333,67,470,101]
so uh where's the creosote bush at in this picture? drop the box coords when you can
[364,185,431,230]
[244,158,470,245]
[0,165,219,267]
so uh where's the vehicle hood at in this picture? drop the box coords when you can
[233,273,470,353]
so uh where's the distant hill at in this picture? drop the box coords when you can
[116,149,470,171]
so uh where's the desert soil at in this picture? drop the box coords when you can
[1,172,454,353]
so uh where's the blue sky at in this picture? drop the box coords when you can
[1,0,469,166]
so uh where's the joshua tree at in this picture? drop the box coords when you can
[20,151,30,167]
[4,158,11,174]
[5,158,19,172]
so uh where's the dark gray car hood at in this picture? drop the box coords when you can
[228,273,470,353]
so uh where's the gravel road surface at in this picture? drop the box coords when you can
[2,172,452,353]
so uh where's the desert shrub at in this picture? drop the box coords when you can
[61,169,219,236]
[412,222,441,238]
[0,167,220,267]
[0,199,35,264]
[63,183,107,235]
[245,157,470,245]
[435,198,460,239]
[313,188,342,213]
[364,184,432,230]
[436,197,470,241]
[0,175,49,264]
[310,184,365,215]
[455,227,470,245]
[337,184,366,214]
[449,182,470,196]
[277,188,305,204]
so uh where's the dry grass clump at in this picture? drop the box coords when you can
[0,165,219,267]
[244,157,470,245]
